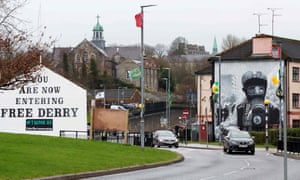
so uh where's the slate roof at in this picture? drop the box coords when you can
[196,34,300,75]
[217,34,300,61]
[105,46,140,60]
[52,47,72,61]
[102,88,138,99]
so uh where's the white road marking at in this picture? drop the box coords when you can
[241,159,251,170]
[224,171,238,176]
[200,176,217,180]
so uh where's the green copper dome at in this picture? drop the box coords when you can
[93,15,103,31]
[93,23,103,31]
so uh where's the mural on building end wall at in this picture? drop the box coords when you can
[214,60,281,139]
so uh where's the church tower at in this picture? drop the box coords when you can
[212,36,218,55]
[92,15,106,49]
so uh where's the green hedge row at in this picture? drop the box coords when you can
[249,128,300,145]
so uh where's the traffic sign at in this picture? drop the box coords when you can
[182,109,189,118]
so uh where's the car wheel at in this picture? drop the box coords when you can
[223,147,227,152]
[228,149,232,154]
[250,149,255,155]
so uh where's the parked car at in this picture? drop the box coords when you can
[152,130,179,148]
[223,130,255,155]
[110,105,127,110]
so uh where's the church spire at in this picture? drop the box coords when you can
[212,36,218,55]
[92,14,105,49]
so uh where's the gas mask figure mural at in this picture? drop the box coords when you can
[237,71,279,131]
[213,61,281,140]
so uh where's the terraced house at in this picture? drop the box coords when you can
[196,34,300,141]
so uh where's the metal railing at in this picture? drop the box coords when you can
[59,130,88,139]
[278,137,300,155]
[59,130,153,146]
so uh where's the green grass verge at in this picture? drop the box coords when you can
[0,133,179,180]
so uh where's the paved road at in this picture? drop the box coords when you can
[84,146,300,180]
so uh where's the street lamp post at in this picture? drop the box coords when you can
[100,84,106,108]
[118,87,121,104]
[122,88,125,104]
[161,78,168,128]
[139,4,156,151]
[162,67,171,129]
[214,56,222,142]
[281,51,288,180]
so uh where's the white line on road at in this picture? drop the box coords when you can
[240,159,251,170]
[224,171,238,176]
[200,176,217,180]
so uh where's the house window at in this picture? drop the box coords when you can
[292,93,300,108]
[83,51,88,62]
[292,67,299,81]
[292,119,300,128]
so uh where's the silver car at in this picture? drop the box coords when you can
[223,130,255,155]
[152,130,179,148]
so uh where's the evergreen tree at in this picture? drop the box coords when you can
[88,58,99,89]
[63,53,69,73]
[81,62,87,81]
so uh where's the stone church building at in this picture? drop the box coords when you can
[52,15,158,92]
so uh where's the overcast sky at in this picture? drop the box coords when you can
[19,0,299,53]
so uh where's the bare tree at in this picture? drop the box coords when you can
[168,36,188,56]
[221,34,245,51]
[0,0,27,34]
[0,0,54,90]
[154,43,167,59]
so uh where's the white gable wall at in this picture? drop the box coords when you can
[0,66,87,137]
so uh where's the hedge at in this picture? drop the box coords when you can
[249,128,300,145]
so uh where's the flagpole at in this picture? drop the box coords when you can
[139,4,156,151]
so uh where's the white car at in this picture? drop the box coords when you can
[110,105,127,110]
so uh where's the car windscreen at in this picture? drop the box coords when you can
[157,131,175,137]
[230,131,250,138]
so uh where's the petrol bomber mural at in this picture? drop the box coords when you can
[214,60,281,139]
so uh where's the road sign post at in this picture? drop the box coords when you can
[182,109,189,144]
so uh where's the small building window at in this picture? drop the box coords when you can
[76,54,80,63]
[292,93,300,108]
[292,119,300,128]
[292,67,299,81]
[83,51,88,62]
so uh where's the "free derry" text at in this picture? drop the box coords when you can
[0,108,79,118]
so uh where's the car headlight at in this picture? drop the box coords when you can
[248,140,254,145]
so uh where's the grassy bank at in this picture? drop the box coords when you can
[0,133,179,180]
